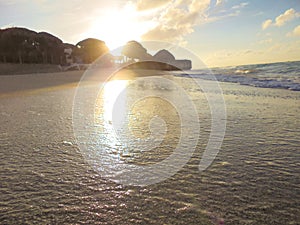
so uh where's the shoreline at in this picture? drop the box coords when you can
[0,70,299,224]
[2,61,300,93]
[1,69,299,96]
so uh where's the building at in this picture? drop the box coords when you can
[153,49,192,70]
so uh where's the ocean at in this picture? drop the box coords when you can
[175,61,300,91]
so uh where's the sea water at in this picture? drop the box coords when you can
[176,61,300,91]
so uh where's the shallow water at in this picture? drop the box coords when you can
[0,70,299,224]
[177,61,300,91]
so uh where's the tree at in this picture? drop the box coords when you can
[75,38,109,63]
[121,41,152,61]
[37,32,64,64]
[0,27,66,64]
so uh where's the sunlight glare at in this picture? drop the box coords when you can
[101,80,129,122]
[86,4,155,50]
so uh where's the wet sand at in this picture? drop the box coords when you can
[0,71,84,95]
[0,71,299,224]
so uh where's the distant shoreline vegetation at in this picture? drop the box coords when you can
[0,27,192,71]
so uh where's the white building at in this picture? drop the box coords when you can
[153,49,192,70]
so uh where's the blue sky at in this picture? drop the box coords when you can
[1,0,300,67]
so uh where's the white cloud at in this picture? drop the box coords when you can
[205,48,263,66]
[287,25,300,37]
[232,2,248,10]
[205,1,248,25]
[258,38,272,44]
[141,0,211,43]
[215,0,224,6]
[262,19,272,30]
[205,9,241,24]
[206,39,300,67]
[136,0,172,11]
[261,8,300,30]
[0,0,19,5]
[275,8,299,27]
[143,0,248,42]
[253,11,264,17]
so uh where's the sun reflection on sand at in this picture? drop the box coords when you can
[101,80,129,122]
[93,75,182,164]
[94,79,129,151]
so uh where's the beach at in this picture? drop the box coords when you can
[0,70,299,224]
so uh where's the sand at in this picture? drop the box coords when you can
[0,63,65,75]
[0,71,299,224]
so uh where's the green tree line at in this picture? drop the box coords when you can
[0,27,110,65]
[0,27,67,64]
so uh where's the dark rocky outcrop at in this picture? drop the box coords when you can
[123,61,181,71]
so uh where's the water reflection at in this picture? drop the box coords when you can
[94,79,129,154]
[94,75,182,165]
[101,80,129,123]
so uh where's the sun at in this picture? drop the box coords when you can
[86,4,155,50]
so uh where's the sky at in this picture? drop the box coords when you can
[0,0,300,68]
